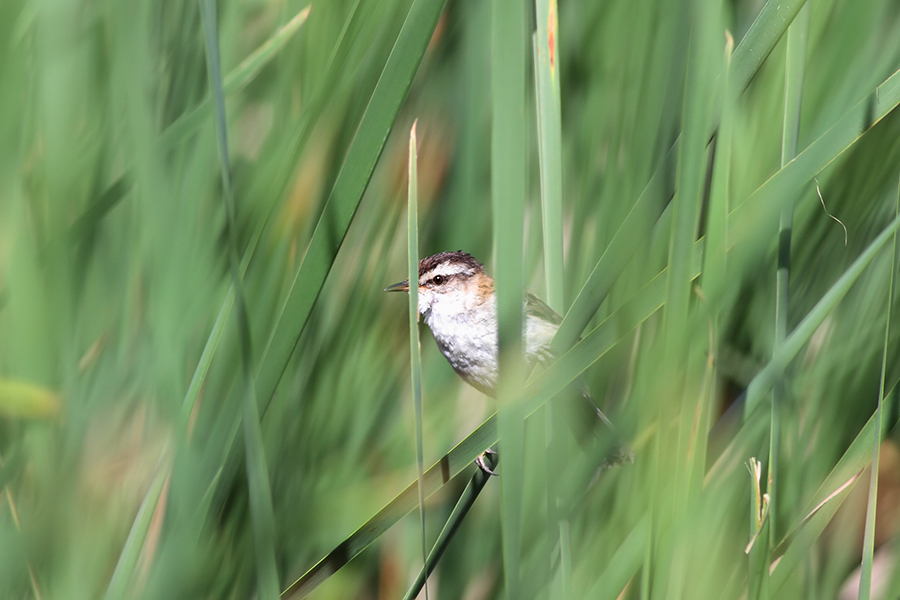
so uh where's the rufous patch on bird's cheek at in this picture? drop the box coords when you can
[477,276,495,298]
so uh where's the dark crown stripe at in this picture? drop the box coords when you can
[418,251,484,278]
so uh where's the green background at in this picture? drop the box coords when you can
[1,0,900,598]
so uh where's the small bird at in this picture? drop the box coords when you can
[385,250,632,475]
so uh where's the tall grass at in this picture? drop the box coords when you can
[3,0,900,599]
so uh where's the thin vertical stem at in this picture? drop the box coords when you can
[770,0,810,560]
[199,1,279,597]
[534,0,567,595]
[407,121,429,600]
[492,0,528,595]
[859,173,900,600]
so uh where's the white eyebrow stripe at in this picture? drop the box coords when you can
[424,262,472,279]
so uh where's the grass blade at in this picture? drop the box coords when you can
[406,120,429,599]
[282,202,900,597]
[104,221,264,599]
[858,175,900,600]
[69,5,311,236]
[729,0,808,96]
[699,31,734,464]
[551,142,677,351]
[179,221,265,430]
[756,5,811,594]
[200,0,279,596]
[283,247,702,597]
[102,460,170,600]
[402,454,497,600]
[744,210,900,416]
[770,390,899,596]
[161,6,311,148]
[534,0,568,595]
[586,516,650,598]
[492,0,528,594]
[729,67,900,271]
[553,0,809,354]
[276,34,900,599]
[662,12,723,568]
[534,0,564,311]
[254,0,448,413]
[212,0,447,528]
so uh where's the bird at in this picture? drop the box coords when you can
[385,250,633,475]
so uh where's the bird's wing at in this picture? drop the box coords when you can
[524,292,563,326]
[525,293,633,467]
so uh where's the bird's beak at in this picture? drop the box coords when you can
[383,280,410,293]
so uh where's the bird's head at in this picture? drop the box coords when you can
[384,251,494,317]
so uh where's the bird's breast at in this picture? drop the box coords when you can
[424,308,499,395]
[422,301,559,397]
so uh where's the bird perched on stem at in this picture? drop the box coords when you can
[385,250,633,475]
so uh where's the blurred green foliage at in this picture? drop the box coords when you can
[2,0,900,598]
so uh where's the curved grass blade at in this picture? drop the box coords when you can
[271,3,455,589]
[783,387,899,548]
[200,0,279,596]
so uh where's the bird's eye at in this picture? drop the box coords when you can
[432,275,445,285]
